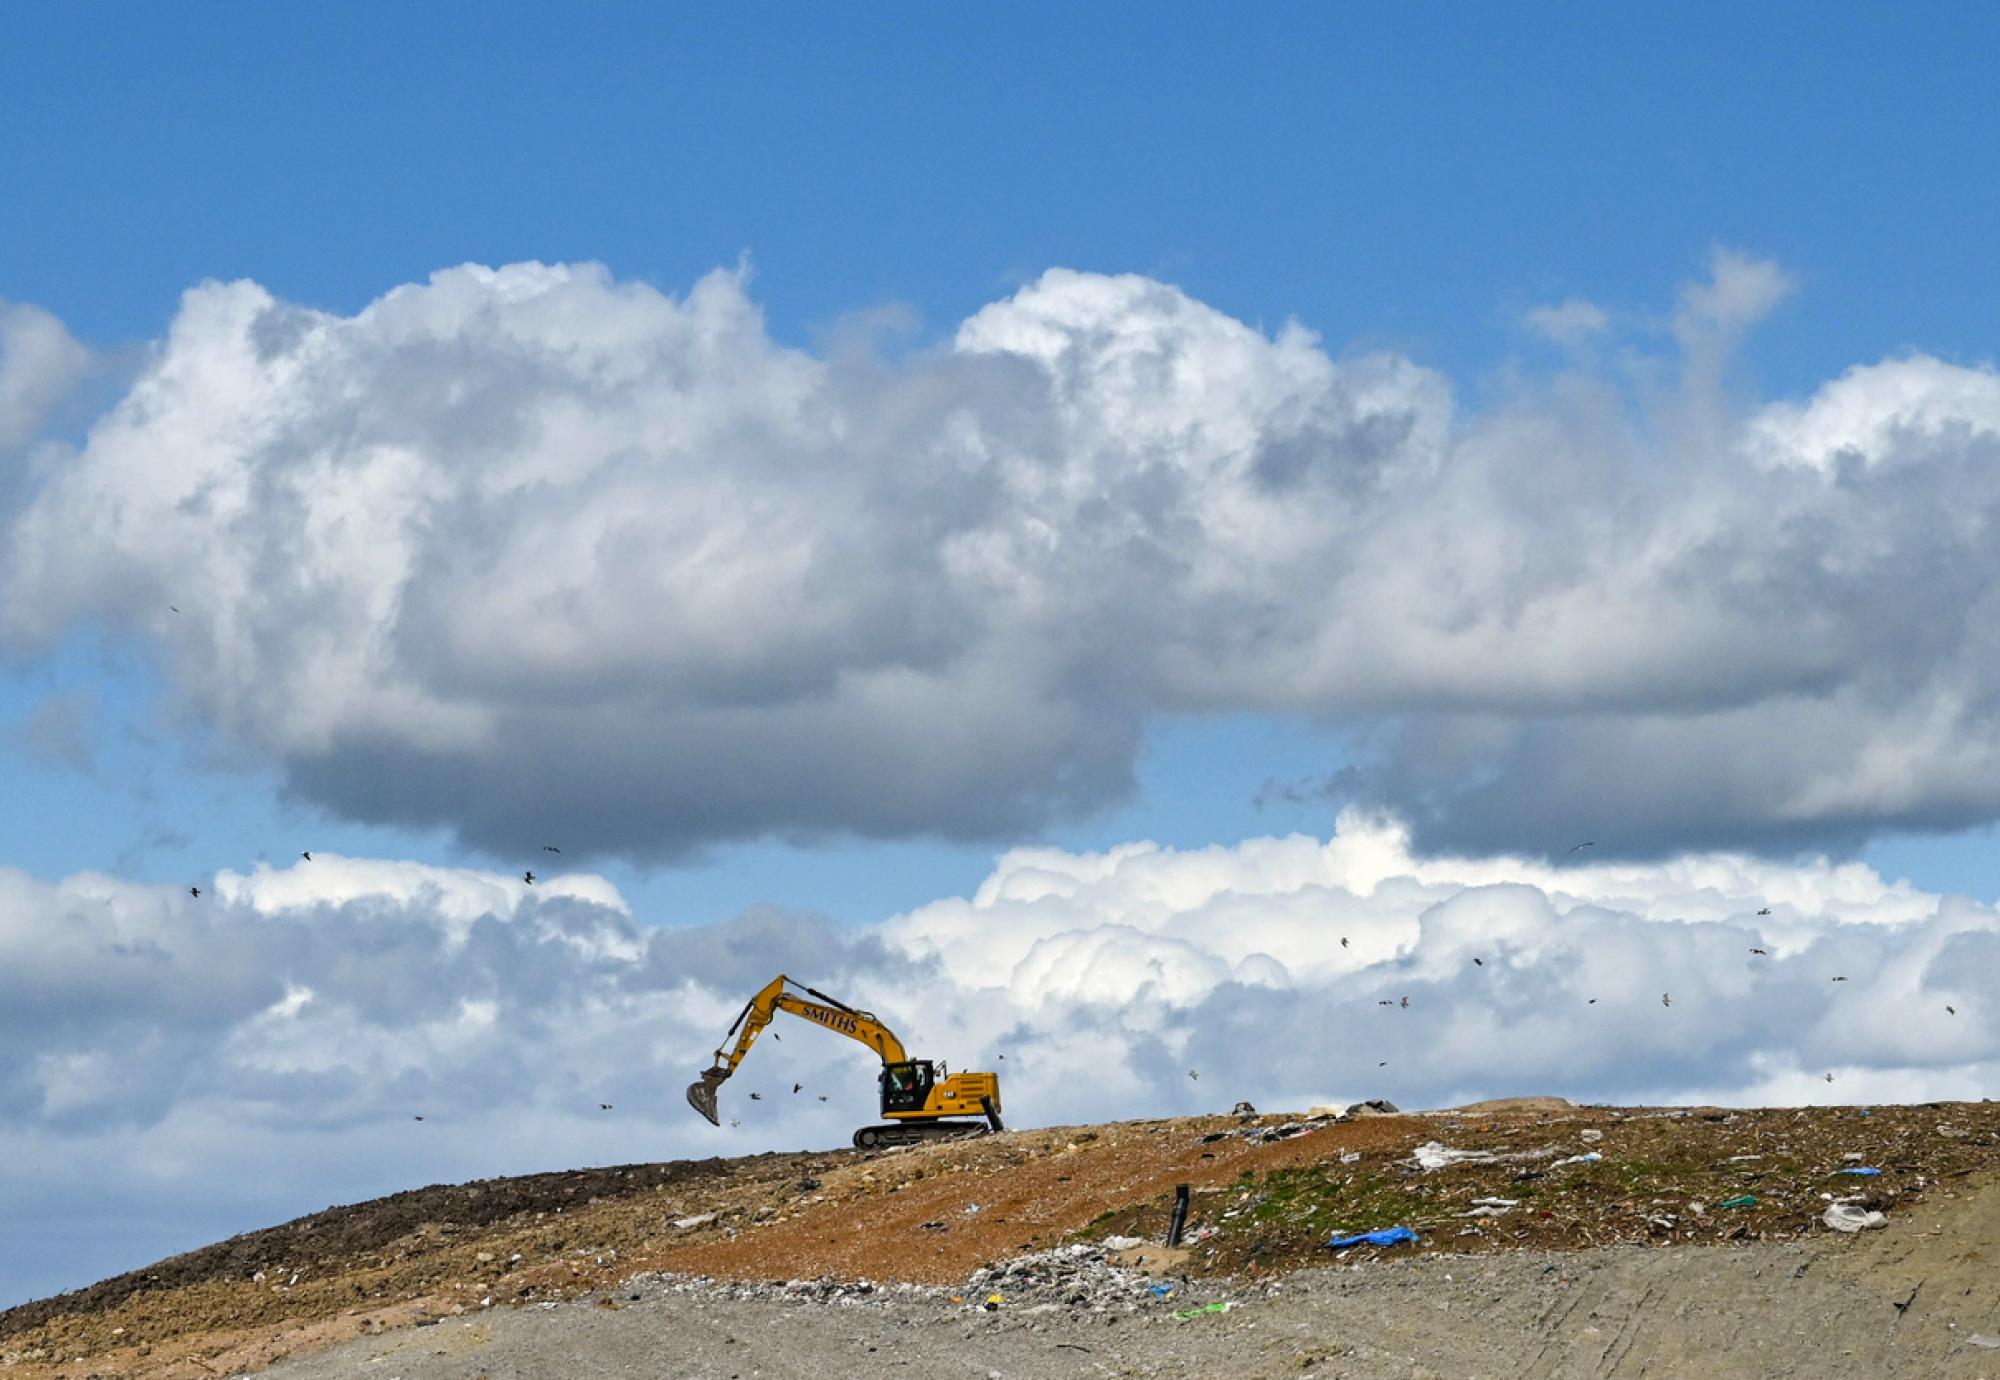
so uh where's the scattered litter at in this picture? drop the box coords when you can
[1822,1203,1888,1233]
[984,1293,1003,1310]
[1726,1154,1763,1162]
[1580,1129,1604,1142]
[1148,1282,1174,1297]
[1184,1225,1218,1243]
[1835,1167,1882,1177]
[1464,1197,1519,1218]
[1718,1195,1758,1209]
[672,1213,716,1230]
[1842,1152,1865,1162]
[1101,1235,1146,1250]
[1413,1142,1497,1171]
[1171,1301,1234,1320]
[1327,1226,1419,1250]
[1965,1333,2000,1349]
[962,1203,983,1215]
[1554,1152,1603,1167]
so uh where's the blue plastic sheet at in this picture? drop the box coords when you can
[1836,1166,1882,1176]
[1326,1226,1418,1249]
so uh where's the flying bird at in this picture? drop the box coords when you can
[1569,842,1595,853]
[543,845,561,853]
[1661,992,1672,1008]
[413,1115,424,1122]
[1756,907,1772,916]
[728,1119,741,1128]
[1400,996,1409,1009]
[169,605,179,613]
[1587,998,1598,1005]
[1831,976,1848,982]
[1378,1061,1388,1067]
[1340,937,1349,949]
[599,1103,613,1111]
[793,1083,802,1094]
[1188,1070,1199,1081]
[523,870,535,885]
[1947,1005,1957,1015]
[749,1092,762,1100]
[301,851,312,862]
[1378,1000,1393,1006]
[189,886,201,899]
[996,1053,1004,1060]
[817,1095,828,1102]
[1825,1073,1835,1083]
[1750,948,1768,956]
[1473,957,1484,967]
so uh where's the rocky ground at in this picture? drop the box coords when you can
[6,1098,2000,1377]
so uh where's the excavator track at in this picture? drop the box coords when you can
[852,1120,992,1150]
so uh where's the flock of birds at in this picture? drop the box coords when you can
[183,826,1965,1124]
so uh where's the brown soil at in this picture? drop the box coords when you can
[5,1100,1998,1378]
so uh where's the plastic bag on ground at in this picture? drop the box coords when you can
[1822,1203,1887,1232]
[1412,1141,1496,1171]
[1327,1226,1419,1249]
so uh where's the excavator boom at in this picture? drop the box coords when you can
[685,974,1002,1146]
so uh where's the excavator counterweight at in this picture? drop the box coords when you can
[685,975,1003,1148]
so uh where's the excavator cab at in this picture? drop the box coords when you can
[879,1059,936,1114]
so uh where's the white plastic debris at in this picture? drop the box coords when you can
[1822,1203,1888,1233]
[1554,1152,1603,1166]
[1339,1151,1361,1164]
[1965,1333,2000,1348]
[1412,1141,1497,1171]
[673,1213,717,1230]
[1101,1235,1146,1250]
[1579,1129,1604,1142]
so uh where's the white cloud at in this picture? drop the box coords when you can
[6,255,2000,857]
[0,301,90,452]
[4,820,1996,1303]
[1523,297,1609,347]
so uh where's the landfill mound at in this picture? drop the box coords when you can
[5,1099,1999,1378]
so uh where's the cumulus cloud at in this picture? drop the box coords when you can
[5,255,2000,857]
[5,819,1997,1303]
[0,301,91,458]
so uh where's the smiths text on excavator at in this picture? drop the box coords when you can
[686,975,1003,1149]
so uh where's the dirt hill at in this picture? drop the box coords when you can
[5,1099,1999,1378]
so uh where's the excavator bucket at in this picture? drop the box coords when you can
[686,1068,727,1126]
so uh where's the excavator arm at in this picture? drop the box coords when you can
[686,974,909,1125]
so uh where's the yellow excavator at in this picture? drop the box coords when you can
[686,975,1003,1149]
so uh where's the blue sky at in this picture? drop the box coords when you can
[6,2,2000,915]
[11,2,2000,1309]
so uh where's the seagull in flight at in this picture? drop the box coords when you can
[1473,957,1484,967]
[793,1083,802,1094]
[523,870,535,885]
[1756,907,1772,916]
[1587,998,1597,1005]
[1831,976,1848,982]
[301,851,312,862]
[1661,992,1672,1008]
[749,1092,762,1100]
[1947,1005,1957,1015]
[1341,937,1349,948]
[1569,842,1595,853]
[599,1103,613,1111]
[189,885,201,899]
[817,1095,829,1102]
[728,1119,741,1128]
[543,845,561,853]
[1378,1061,1388,1067]
[1400,996,1409,1009]
[413,1115,425,1122]
[1378,1000,1394,1006]
[1188,1069,1200,1081]
[1824,1072,1835,1083]
[1750,947,1768,956]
